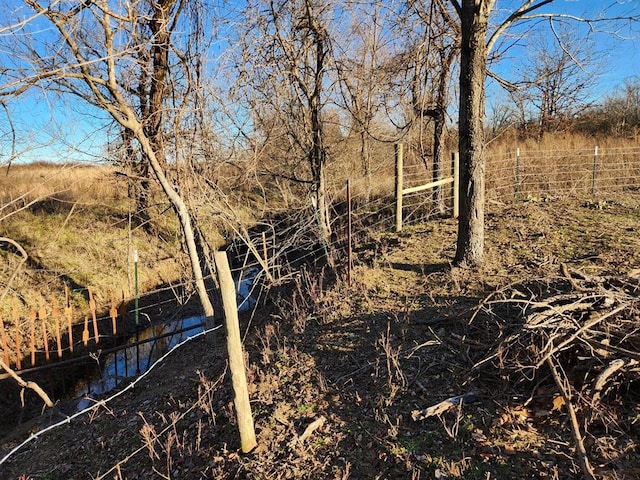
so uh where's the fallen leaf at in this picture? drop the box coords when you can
[551,395,565,412]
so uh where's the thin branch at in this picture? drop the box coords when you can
[447,0,461,18]
[487,69,519,92]
[0,237,28,305]
[548,18,588,73]
[487,0,554,54]
[0,358,54,408]
[546,355,596,480]
[1,103,16,174]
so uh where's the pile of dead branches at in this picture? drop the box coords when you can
[473,266,640,397]
[469,266,640,479]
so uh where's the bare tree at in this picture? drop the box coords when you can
[402,0,459,213]
[448,0,639,267]
[0,0,214,317]
[586,77,640,136]
[509,25,597,137]
[334,2,389,199]
[237,0,335,255]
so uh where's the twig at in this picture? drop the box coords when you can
[0,237,28,304]
[593,358,638,403]
[412,392,479,421]
[536,303,629,368]
[546,355,596,480]
[0,358,54,408]
[561,263,588,292]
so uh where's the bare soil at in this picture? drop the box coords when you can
[1,194,639,479]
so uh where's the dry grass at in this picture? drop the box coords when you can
[0,163,124,213]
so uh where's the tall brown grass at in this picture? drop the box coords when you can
[0,163,126,217]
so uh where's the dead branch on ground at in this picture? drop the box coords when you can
[0,358,54,408]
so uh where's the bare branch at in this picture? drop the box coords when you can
[0,237,28,305]
[546,356,596,480]
[0,358,54,408]
[487,0,554,54]
[447,0,461,18]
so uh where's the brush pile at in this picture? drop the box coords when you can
[472,265,640,397]
[469,266,640,477]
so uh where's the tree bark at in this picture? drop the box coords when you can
[454,0,489,267]
[134,128,214,318]
[306,0,332,254]
[432,48,455,213]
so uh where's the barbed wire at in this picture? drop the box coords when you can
[0,323,222,467]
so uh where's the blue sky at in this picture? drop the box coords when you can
[488,1,640,82]
[484,0,640,116]
[0,0,638,165]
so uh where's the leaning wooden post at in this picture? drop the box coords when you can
[347,179,353,287]
[213,251,257,453]
[591,146,599,195]
[395,143,404,232]
[452,151,459,219]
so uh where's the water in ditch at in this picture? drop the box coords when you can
[74,267,260,410]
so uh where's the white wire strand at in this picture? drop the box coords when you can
[0,324,222,467]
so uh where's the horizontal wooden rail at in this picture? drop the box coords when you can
[403,176,454,195]
[395,145,459,232]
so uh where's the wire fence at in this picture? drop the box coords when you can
[486,146,640,201]
[2,144,639,418]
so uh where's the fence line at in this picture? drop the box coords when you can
[2,144,639,396]
[486,146,640,201]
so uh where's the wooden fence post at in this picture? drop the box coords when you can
[29,309,36,366]
[395,143,404,232]
[65,285,73,353]
[39,296,49,362]
[515,147,521,202]
[110,295,118,335]
[0,312,9,366]
[452,151,459,219]
[88,288,99,344]
[347,179,352,287]
[52,297,62,359]
[213,250,257,453]
[13,298,21,370]
[592,146,599,195]
[82,315,89,347]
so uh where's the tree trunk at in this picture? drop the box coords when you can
[432,108,446,213]
[454,1,489,267]
[308,7,332,257]
[135,128,215,318]
[360,128,372,201]
[432,48,454,214]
